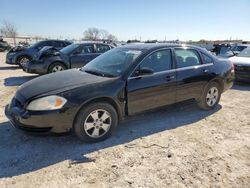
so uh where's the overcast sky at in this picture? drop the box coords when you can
[1,0,250,41]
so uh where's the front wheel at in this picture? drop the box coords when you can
[198,82,221,110]
[17,56,31,68]
[74,103,118,142]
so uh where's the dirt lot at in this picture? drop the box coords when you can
[0,51,249,188]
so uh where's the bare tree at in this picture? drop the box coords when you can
[107,34,117,41]
[83,27,101,41]
[83,27,117,41]
[0,21,18,45]
[99,29,109,40]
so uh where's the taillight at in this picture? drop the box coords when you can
[231,63,235,74]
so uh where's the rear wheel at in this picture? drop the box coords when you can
[74,102,118,142]
[49,62,66,73]
[198,82,221,110]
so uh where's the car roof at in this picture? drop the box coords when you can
[39,39,72,43]
[118,43,205,51]
[75,42,112,46]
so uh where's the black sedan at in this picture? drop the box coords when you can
[23,42,113,74]
[5,43,234,142]
[6,40,72,67]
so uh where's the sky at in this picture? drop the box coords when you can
[0,0,250,41]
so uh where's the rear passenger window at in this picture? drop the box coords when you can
[53,41,64,48]
[96,44,110,53]
[175,49,201,68]
[139,49,172,73]
[202,53,213,64]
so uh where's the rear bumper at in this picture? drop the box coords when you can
[5,102,74,134]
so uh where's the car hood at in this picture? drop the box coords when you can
[37,46,61,60]
[229,56,250,65]
[16,69,113,100]
[9,45,28,53]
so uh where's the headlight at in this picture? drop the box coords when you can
[26,95,67,111]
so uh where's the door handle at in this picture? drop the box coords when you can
[203,69,209,74]
[165,75,175,81]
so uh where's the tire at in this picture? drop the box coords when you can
[198,82,221,110]
[17,56,32,68]
[74,102,118,143]
[48,62,66,73]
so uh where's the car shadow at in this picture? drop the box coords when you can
[231,82,250,91]
[0,66,20,70]
[4,76,38,86]
[0,102,221,178]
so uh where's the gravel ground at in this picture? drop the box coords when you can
[0,52,249,188]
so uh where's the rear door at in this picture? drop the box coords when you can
[174,48,213,102]
[70,44,96,68]
[127,49,176,114]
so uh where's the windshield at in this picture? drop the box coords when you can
[82,48,142,77]
[237,47,250,58]
[29,41,40,48]
[60,43,79,54]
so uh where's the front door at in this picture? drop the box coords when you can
[127,49,176,114]
[70,44,98,68]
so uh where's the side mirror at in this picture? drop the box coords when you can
[135,67,154,76]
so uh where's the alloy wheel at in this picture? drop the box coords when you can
[84,109,112,138]
[206,86,219,107]
[19,57,30,66]
[52,65,64,72]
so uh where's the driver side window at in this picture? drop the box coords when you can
[139,49,172,73]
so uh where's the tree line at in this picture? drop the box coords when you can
[0,20,117,43]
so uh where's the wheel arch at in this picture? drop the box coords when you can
[47,61,68,73]
[16,54,33,63]
[198,77,224,102]
[73,96,123,128]
[209,77,224,93]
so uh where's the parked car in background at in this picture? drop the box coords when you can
[231,44,249,55]
[229,47,250,82]
[5,43,234,142]
[6,40,72,67]
[211,44,232,57]
[23,42,113,74]
[0,40,11,52]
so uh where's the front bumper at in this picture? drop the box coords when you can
[23,60,47,74]
[5,54,17,65]
[5,98,75,133]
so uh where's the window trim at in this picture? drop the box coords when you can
[128,47,173,79]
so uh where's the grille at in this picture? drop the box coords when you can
[235,65,250,72]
